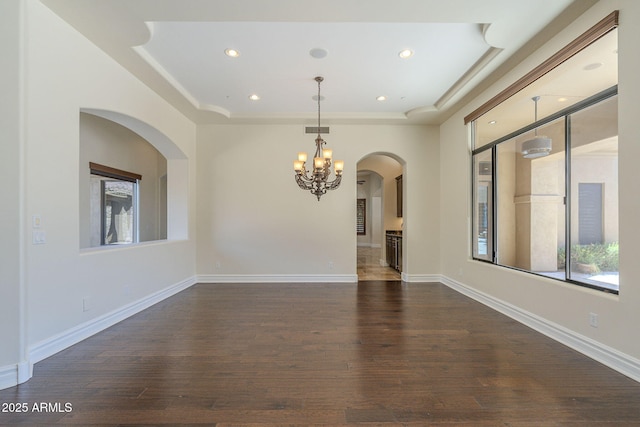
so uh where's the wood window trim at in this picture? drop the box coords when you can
[90,162,142,182]
[464,10,619,125]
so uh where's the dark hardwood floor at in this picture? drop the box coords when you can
[2,282,640,426]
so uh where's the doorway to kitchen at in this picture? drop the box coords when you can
[356,154,403,281]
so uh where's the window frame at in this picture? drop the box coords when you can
[471,86,618,294]
[90,162,142,247]
[467,10,620,293]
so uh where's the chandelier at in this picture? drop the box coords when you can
[293,76,343,200]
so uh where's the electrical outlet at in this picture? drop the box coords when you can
[328,261,334,270]
[589,312,599,328]
[215,261,221,270]
[83,297,92,312]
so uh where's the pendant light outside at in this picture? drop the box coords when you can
[522,96,552,159]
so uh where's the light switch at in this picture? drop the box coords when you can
[32,215,42,228]
[32,230,46,244]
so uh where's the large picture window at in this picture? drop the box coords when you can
[469,14,619,293]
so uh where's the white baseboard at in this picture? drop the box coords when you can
[198,274,359,283]
[402,273,440,283]
[29,276,197,367]
[199,273,439,284]
[17,361,31,384]
[440,275,640,383]
[1,277,196,391]
[0,364,18,391]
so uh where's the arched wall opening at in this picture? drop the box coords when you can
[356,152,405,280]
[79,109,188,244]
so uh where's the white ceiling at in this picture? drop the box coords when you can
[42,0,589,125]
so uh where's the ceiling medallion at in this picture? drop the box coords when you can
[309,48,328,59]
[293,77,343,201]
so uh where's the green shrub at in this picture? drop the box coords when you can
[557,242,619,273]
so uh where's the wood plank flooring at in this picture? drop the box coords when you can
[2,282,640,425]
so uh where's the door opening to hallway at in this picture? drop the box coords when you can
[356,153,404,281]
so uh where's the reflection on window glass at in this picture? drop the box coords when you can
[102,180,136,245]
[568,98,618,291]
[495,119,565,280]
[473,151,492,260]
[471,93,618,293]
[474,29,618,150]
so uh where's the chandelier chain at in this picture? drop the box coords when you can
[317,77,322,133]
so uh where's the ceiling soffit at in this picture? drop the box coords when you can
[42,0,580,124]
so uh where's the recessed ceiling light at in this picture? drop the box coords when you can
[399,49,414,59]
[224,48,240,58]
[248,94,260,101]
[376,95,387,102]
[488,120,497,125]
[557,97,568,102]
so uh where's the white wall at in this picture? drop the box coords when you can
[440,0,640,372]
[11,0,638,392]
[0,0,24,383]
[0,0,198,388]
[196,124,439,282]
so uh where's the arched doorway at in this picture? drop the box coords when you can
[356,153,404,281]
